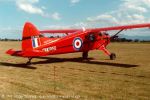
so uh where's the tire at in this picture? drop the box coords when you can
[110,53,116,60]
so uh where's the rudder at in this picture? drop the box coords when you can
[22,22,40,51]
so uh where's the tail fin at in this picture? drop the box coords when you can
[22,22,40,51]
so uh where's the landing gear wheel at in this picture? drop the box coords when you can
[82,52,88,59]
[110,53,116,60]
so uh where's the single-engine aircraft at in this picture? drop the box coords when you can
[6,22,150,64]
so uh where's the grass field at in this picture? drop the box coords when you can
[0,41,150,100]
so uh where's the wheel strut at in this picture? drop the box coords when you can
[82,52,88,59]
[26,58,33,65]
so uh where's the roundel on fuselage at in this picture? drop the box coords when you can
[73,37,83,51]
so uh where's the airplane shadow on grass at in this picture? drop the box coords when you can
[0,62,36,69]
[0,57,138,69]
[33,57,138,68]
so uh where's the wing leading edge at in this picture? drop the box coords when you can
[40,23,150,34]
[90,23,150,32]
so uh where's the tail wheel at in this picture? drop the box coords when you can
[26,61,31,65]
[82,52,88,59]
[110,53,116,60]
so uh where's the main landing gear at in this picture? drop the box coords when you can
[82,52,88,59]
[26,58,32,65]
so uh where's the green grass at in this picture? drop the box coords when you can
[0,41,150,100]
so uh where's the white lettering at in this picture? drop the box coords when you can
[42,46,56,52]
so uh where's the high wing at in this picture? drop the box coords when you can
[89,23,150,32]
[40,23,150,34]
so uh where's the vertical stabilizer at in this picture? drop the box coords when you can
[22,22,40,51]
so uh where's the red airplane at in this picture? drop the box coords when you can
[6,22,150,64]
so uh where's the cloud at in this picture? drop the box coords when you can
[85,0,150,36]
[121,0,148,13]
[87,14,113,21]
[70,0,80,4]
[87,14,119,25]
[42,25,71,30]
[132,14,145,20]
[15,0,61,20]
[125,5,147,13]
[86,0,150,26]
[51,12,61,20]
[0,27,22,39]
[70,0,80,6]
[16,0,44,15]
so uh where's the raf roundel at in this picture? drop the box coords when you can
[73,37,83,50]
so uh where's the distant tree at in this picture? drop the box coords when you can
[126,39,133,42]
[4,38,8,41]
[134,39,139,42]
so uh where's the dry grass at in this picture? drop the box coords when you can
[0,41,150,100]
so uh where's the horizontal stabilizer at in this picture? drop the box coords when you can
[22,50,48,57]
[6,49,23,56]
[6,49,48,57]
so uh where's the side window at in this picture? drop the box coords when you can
[99,32,103,36]
[88,33,96,42]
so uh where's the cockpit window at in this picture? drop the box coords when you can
[99,32,108,36]
[39,34,44,37]
[40,33,67,38]
[99,32,102,36]
[88,33,96,42]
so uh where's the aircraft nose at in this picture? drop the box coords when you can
[103,35,110,45]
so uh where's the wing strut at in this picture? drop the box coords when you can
[111,29,124,38]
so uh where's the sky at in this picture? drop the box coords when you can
[0,0,150,39]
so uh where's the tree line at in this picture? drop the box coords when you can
[0,38,21,41]
[111,38,150,42]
